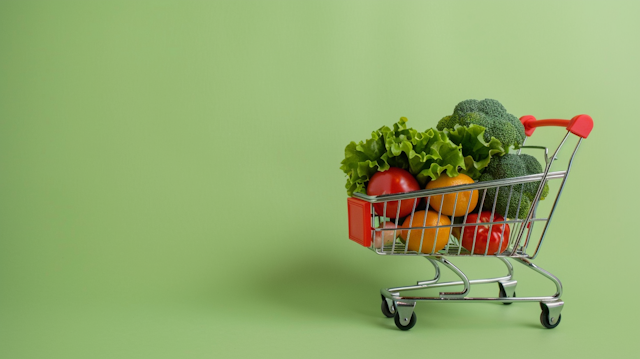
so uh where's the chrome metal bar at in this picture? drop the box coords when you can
[385,201,399,254]
[498,257,514,279]
[497,185,514,255]
[415,257,441,285]
[485,186,500,256]
[521,195,542,253]
[376,251,531,258]
[521,221,535,255]
[371,203,376,250]
[353,171,567,202]
[456,190,475,255]
[406,197,419,253]
[516,137,528,154]
[415,257,513,287]
[381,293,559,303]
[380,256,561,304]
[432,195,446,254]
[377,218,546,233]
[438,258,470,298]
[470,188,488,255]
[513,132,571,250]
[445,192,460,253]
[532,138,583,259]
[385,258,514,295]
[417,197,428,254]
[506,184,526,256]
[513,257,563,298]
[519,145,550,164]
[390,276,511,293]
[382,201,387,226]
[381,203,388,251]
[411,195,431,255]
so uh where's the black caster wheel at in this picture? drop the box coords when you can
[380,296,395,318]
[498,283,515,305]
[394,311,417,331]
[540,308,562,329]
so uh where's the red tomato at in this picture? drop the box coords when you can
[460,212,510,255]
[367,167,421,218]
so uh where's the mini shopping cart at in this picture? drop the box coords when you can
[346,114,593,330]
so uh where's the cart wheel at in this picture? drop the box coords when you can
[540,308,562,329]
[380,297,395,318]
[498,285,515,305]
[498,282,516,305]
[394,311,417,331]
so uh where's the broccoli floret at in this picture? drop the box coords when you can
[437,99,526,148]
[437,115,458,131]
[519,153,550,200]
[478,153,549,219]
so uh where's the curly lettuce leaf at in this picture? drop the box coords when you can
[340,118,466,195]
[340,134,388,196]
[441,124,507,180]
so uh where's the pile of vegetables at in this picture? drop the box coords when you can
[340,117,507,196]
[341,98,550,254]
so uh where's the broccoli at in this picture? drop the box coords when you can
[437,99,526,148]
[478,153,549,219]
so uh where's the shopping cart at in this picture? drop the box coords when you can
[346,114,593,330]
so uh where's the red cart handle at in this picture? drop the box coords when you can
[520,114,593,138]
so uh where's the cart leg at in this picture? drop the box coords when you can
[438,258,470,298]
[416,257,441,285]
[513,257,565,328]
[513,257,563,298]
[497,257,517,303]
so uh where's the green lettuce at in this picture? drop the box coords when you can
[340,133,387,196]
[441,124,508,180]
[340,118,466,196]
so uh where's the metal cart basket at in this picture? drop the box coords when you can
[346,114,593,330]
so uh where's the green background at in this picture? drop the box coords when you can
[1,1,638,358]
